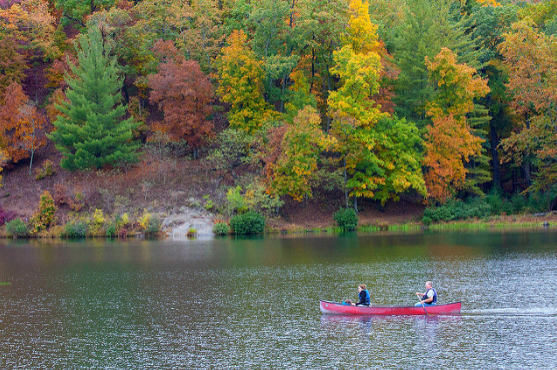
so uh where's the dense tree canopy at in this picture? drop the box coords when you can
[1,0,556,210]
[423,48,490,202]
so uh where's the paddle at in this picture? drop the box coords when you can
[416,292,430,316]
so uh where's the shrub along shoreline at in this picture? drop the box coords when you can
[1,212,555,240]
[1,190,556,240]
[1,190,163,239]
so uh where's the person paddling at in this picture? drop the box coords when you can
[415,281,437,306]
[342,299,354,306]
[356,284,371,306]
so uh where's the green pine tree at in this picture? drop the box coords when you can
[464,103,493,196]
[392,0,480,128]
[48,27,140,171]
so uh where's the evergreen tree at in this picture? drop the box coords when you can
[392,0,480,127]
[468,4,518,190]
[48,27,140,171]
[423,48,489,202]
[464,103,493,196]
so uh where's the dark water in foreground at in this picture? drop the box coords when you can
[1,230,557,369]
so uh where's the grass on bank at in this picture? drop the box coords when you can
[2,185,556,239]
[0,207,163,239]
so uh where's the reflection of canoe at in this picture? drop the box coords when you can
[320,300,461,316]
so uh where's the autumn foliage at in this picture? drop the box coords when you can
[216,30,274,134]
[0,83,46,168]
[326,0,425,206]
[265,106,329,201]
[499,20,557,196]
[423,48,489,202]
[148,40,214,154]
[1,0,557,220]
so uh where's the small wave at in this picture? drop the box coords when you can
[462,308,557,317]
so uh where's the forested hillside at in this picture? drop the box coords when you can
[0,0,556,234]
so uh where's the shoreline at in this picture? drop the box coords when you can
[1,213,555,240]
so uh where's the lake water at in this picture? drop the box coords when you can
[1,230,557,369]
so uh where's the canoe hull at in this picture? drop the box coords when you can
[320,300,461,316]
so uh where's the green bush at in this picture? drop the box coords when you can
[485,189,504,215]
[334,208,358,231]
[423,202,454,222]
[33,191,56,232]
[93,209,105,226]
[226,186,248,218]
[203,195,214,210]
[145,215,161,236]
[465,197,493,219]
[230,211,265,235]
[424,190,557,224]
[500,199,514,215]
[213,222,229,236]
[63,221,88,238]
[510,193,526,214]
[35,159,55,180]
[5,218,28,237]
[105,224,117,237]
[422,215,432,226]
[423,198,492,223]
[244,181,284,216]
[526,192,549,213]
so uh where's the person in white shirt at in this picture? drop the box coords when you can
[415,281,437,306]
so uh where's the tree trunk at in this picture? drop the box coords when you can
[490,123,500,189]
[325,68,332,133]
[344,157,348,209]
[524,118,532,187]
[28,147,34,176]
[122,84,129,103]
[279,74,287,113]
[353,196,358,213]
[524,161,531,187]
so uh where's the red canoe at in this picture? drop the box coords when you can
[320,300,461,316]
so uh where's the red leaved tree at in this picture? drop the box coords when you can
[148,40,214,158]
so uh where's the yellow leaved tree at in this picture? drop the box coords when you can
[216,30,275,134]
[328,0,425,208]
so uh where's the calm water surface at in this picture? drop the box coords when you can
[1,230,557,369]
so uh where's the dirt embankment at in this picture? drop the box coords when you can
[1,144,426,234]
[9,143,555,236]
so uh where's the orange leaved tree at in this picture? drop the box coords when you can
[423,48,490,202]
[0,83,47,174]
[499,20,557,209]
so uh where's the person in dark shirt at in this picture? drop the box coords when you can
[342,299,354,306]
[356,284,371,306]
